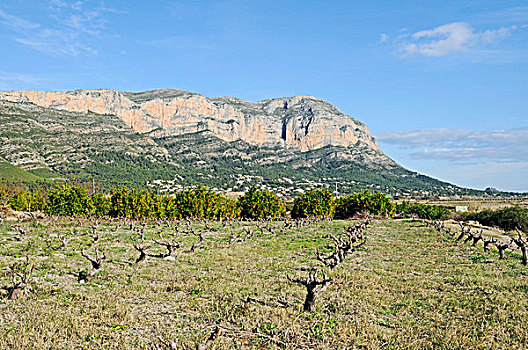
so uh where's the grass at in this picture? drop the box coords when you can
[0,218,527,349]
[0,160,42,182]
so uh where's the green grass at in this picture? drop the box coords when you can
[0,160,42,182]
[0,218,527,349]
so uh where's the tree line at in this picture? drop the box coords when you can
[2,184,451,220]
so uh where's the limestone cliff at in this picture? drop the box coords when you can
[0,89,380,152]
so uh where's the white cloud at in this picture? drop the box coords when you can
[379,33,389,43]
[0,71,44,88]
[0,2,119,57]
[393,22,513,57]
[377,128,528,162]
[377,128,528,191]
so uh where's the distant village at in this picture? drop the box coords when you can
[146,173,525,201]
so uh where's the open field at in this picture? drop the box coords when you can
[1,218,528,349]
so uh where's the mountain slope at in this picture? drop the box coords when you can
[0,158,42,182]
[0,90,481,196]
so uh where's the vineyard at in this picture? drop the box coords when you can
[1,184,528,349]
[1,212,528,348]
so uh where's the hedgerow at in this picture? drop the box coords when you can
[3,183,456,222]
[396,202,451,220]
[47,186,94,216]
[169,186,239,220]
[9,190,47,212]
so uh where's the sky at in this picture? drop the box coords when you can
[0,0,527,192]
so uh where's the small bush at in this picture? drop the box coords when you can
[291,188,335,219]
[9,190,46,212]
[0,181,24,206]
[91,193,111,217]
[46,186,93,216]
[237,186,286,219]
[108,186,239,220]
[170,186,239,220]
[109,187,155,218]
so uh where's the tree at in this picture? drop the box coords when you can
[291,188,335,219]
[237,186,286,219]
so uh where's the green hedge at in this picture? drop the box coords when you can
[7,184,239,219]
[47,186,94,216]
[395,202,450,220]
[9,190,47,212]
[167,186,239,220]
[5,183,455,222]
[108,186,239,220]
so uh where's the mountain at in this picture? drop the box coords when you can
[0,89,481,197]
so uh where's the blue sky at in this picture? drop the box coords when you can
[0,0,527,192]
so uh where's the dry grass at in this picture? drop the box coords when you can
[1,218,527,349]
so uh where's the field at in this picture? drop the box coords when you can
[1,217,528,349]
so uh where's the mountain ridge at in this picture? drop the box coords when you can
[0,89,382,154]
[0,89,485,197]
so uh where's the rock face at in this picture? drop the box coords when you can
[0,89,380,152]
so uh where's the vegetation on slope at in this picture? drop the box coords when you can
[0,160,42,182]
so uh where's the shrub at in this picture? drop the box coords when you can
[91,193,111,217]
[395,202,451,220]
[9,190,46,212]
[291,188,335,219]
[109,187,155,218]
[0,181,24,206]
[170,186,239,220]
[334,190,395,219]
[237,186,286,219]
[463,206,528,231]
[46,185,93,216]
[108,186,239,220]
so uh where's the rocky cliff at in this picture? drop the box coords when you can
[0,89,380,152]
[0,90,480,196]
